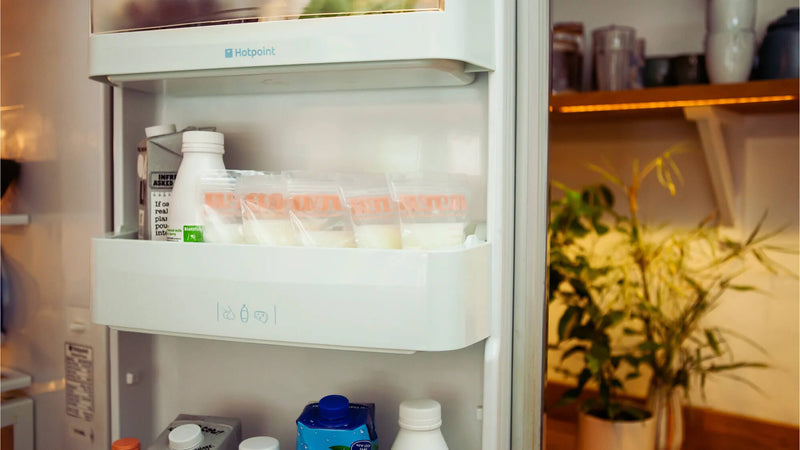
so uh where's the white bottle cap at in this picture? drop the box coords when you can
[145,124,177,138]
[398,399,443,431]
[239,436,280,450]
[181,130,225,154]
[168,424,203,450]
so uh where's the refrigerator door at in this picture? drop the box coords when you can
[513,1,550,450]
[105,73,509,450]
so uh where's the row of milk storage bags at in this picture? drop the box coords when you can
[111,395,449,450]
[139,125,474,249]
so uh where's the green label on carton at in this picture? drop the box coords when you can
[183,225,204,242]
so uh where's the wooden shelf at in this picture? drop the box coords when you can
[549,79,798,226]
[550,79,799,120]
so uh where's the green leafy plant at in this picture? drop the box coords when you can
[548,148,794,423]
[548,181,650,420]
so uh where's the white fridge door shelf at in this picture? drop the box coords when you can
[91,236,491,353]
[88,4,493,94]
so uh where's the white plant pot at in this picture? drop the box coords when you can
[577,410,656,450]
[705,30,755,83]
[707,0,756,32]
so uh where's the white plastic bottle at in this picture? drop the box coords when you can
[390,399,449,450]
[239,436,279,450]
[167,130,226,243]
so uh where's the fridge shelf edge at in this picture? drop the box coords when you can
[91,237,492,353]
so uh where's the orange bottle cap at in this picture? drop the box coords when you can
[112,437,141,450]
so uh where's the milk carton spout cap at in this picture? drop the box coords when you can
[319,394,350,422]
[145,124,177,138]
[168,424,203,450]
[398,399,443,431]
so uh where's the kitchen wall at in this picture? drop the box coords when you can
[549,0,799,426]
[1,0,111,449]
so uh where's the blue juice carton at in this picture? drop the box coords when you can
[296,394,378,450]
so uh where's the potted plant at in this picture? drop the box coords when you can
[548,178,656,450]
[547,149,792,450]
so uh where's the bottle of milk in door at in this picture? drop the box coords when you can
[167,130,226,243]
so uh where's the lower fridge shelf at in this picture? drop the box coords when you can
[91,235,491,353]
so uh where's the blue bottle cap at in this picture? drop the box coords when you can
[319,395,350,422]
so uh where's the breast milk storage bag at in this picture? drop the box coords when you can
[388,173,470,250]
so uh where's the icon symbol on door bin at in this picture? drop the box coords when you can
[223,305,236,320]
[225,48,233,58]
[240,305,249,323]
[254,311,268,324]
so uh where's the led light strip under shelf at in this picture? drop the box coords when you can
[553,94,798,113]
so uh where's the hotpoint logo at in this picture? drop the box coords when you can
[225,46,277,59]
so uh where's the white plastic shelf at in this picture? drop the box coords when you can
[91,236,491,353]
[0,214,30,226]
[88,3,493,95]
[1,367,32,393]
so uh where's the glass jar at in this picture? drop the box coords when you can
[552,22,584,94]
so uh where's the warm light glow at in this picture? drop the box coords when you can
[28,378,66,395]
[0,105,24,113]
[555,95,797,113]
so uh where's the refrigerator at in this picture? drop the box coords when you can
[0,1,550,449]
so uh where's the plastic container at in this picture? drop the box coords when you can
[239,436,280,450]
[167,131,226,243]
[390,399,449,450]
[113,437,141,450]
[296,394,378,450]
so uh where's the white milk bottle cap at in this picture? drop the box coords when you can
[398,399,443,431]
[168,423,203,450]
[145,124,177,138]
[239,436,280,450]
[182,130,225,154]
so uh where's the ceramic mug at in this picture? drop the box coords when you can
[705,30,755,83]
[707,0,756,32]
